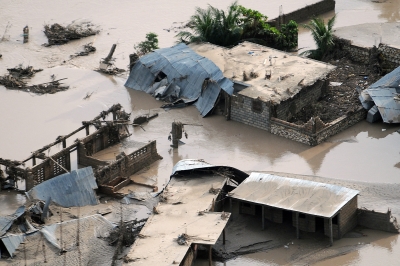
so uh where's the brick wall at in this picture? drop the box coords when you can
[231,95,271,130]
[338,196,358,238]
[269,0,335,26]
[358,209,400,233]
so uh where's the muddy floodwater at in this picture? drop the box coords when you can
[1,0,400,265]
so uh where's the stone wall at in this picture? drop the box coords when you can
[275,79,328,121]
[333,36,400,72]
[269,0,335,26]
[270,107,367,146]
[231,95,270,131]
[358,208,400,234]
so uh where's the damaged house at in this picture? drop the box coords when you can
[125,43,234,117]
[127,42,345,145]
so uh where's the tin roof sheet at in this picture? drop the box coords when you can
[26,167,98,207]
[230,173,359,218]
[366,66,400,123]
[0,234,25,257]
[0,206,25,236]
[125,43,233,116]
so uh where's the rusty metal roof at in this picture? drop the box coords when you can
[366,66,400,123]
[229,173,359,218]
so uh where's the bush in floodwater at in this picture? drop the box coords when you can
[134,32,159,56]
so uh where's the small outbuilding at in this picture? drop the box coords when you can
[228,173,359,245]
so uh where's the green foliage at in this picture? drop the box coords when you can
[134,32,159,56]
[301,16,336,60]
[176,2,298,51]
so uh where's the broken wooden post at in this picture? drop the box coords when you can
[32,156,36,166]
[223,229,226,245]
[230,198,233,221]
[85,125,90,136]
[62,138,66,149]
[105,44,116,62]
[170,122,182,148]
[23,26,29,43]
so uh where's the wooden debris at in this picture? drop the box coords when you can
[70,43,96,58]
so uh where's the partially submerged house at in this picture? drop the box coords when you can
[125,43,234,116]
[228,173,359,245]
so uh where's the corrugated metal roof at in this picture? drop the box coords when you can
[229,173,359,218]
[171,159,214,175]
[0,234,25,257]
[0,206,25,236]
[365,66,400,123]
[26,167,98,207]
[125,43,233,116]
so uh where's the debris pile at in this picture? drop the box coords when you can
[0,65,69,94]
[98,44,125,75]
[70,42,96,58]
[43,20,99,46]
[289,58,381,124]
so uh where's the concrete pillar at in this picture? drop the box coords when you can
[296,212,300,239]
[262,205,265,230]
[329,217,333,246]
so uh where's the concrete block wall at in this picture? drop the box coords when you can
[275,79,327,121]
[30,149,71,190]
[338,196,358,238]
[333,37,400,72]
[269,0,335,26]
[239,202,256,216]
[270,107,367,146]
[231,95,270,131]
[292,213,316,232]
[358,209,400,233]
[264,207,283,223]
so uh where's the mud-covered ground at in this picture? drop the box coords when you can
[289,58,382,124]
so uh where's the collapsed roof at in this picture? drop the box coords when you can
[26,167,98,207]
[125,43,234,116]
[360,66,400,123]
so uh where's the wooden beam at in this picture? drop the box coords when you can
[230,198,233,221]
[223,229,226,245]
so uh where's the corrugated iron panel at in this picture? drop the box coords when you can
[26,167,98,208]
[0,206,25,236]
[0,234,25,257]
[171,159,214,175]
[366,66,400,123]
[124,43,234,117]
[195,81,221,116]
[230,173,359,218]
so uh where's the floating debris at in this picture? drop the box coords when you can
[43,20,99,46]
[71,42,96,58]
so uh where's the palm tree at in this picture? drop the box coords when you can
[301,15,336,60]
[176,1,242,47]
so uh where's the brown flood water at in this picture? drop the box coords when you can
[0,0,400,265]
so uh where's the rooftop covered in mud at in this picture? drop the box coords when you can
[229,173,359,218]
[190,41,335,104]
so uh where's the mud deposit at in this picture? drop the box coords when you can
[1,0,400,265]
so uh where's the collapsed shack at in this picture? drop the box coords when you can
[43,20,99,46]
[0,65,69,94]
[0,103,162,194]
